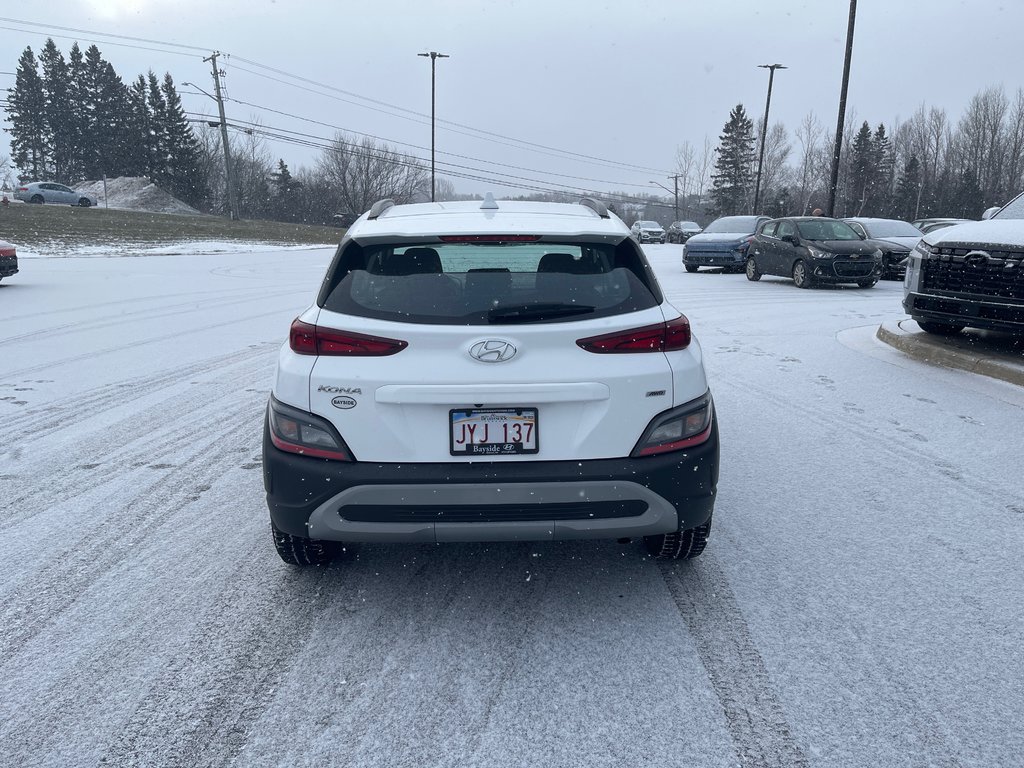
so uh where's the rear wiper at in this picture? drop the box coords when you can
[487,302,596,323]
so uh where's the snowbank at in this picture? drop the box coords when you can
[76,176,201,215]
[16,240,328,259]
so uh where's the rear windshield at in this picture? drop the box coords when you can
[320,240,660,325]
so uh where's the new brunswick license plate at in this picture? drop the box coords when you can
[450,408,538,456]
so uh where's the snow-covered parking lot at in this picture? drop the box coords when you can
[2,243,1023,767]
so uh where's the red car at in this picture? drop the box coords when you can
[0,239,18,283]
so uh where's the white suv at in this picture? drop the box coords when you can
[263,196,719,565]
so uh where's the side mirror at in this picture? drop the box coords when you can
[784,234,800,246]
[982,206,1000,220]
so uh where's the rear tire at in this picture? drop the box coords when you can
[684,264,699,273]
[644,516,712,560]
[745,256,762,281]
[271,523,339,566]
[917,319,965,336]
[30,194,44,204]
[857,277,878,288]
[792,259,813,288]
[78,197,92,207]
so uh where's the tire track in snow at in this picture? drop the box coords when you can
[659,559,811,768]
[0,408,260,661]
[0,342,276,439]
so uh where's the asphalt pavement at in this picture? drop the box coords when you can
[877,319,1024,387]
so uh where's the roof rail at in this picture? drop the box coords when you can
[367,198,395,220]
[579,197,609,218]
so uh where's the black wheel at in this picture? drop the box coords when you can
[684,264,699,273]
[917,320,965,336]
[745,256,762,281]
[792,259,813,288]
[644,516,712,560]
[78,197,92,207]
[857,277,878,288]
[271,523,339,566]
[30,194,44,204]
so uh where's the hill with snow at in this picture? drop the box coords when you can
[76,177,201,215]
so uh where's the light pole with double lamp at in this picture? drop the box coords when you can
[417,51,450,202]
[753,63,786,215]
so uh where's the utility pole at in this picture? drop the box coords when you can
[669,174,682,221]
[827,0,858,217]
[417,51,449,202]
[753,63,786,215]
[204,51,239,220]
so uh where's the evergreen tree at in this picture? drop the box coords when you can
[95,61,136,177]
[6,47,49,179]
[146,71,169,183]
[159,73,207,206]
[848,121,874,215]
[894,156,923,221]
[270,159,302,221]
[870,123,894,215]
[39,38,79,182]
[127,74,155,177]
[67,43,89,180]
[710,104,755,215]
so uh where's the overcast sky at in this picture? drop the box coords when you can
[1,1,1020,203]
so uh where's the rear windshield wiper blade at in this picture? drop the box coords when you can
[487,302,596,323]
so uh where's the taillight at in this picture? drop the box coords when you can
[576,316,691,353]
[289,319,408,356]
[17,187,28,192]
[0,247,15,257]
[632,393,714,457]
[267,397,353,461]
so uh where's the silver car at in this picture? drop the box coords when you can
[14,182,97,207]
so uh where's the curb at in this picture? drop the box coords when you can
[876,321,1024,387]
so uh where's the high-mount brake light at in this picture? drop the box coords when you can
[289,319,408,356]
[438,235,542,243]
[576,316,691,353]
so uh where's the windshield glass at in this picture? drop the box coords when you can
[797,219,861,241]
[680,221,700,229]
[638,221,661,228]
[994,193,1024,220]
[861,220,923,238]
[322,241,658,324]
[702,216,761,234]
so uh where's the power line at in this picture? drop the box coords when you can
[0,16,209,52]
[224,95,665,191]
[227,56,674,176]
[0,23,198,59]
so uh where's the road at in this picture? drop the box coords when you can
[1,244,1022,767]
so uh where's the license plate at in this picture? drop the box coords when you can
[450,408,538,456]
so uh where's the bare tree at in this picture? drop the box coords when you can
[674,140,697,200]
[316,132,429,215]
[795,111,824,214]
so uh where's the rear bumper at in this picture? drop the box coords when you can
[263,414,719,543]
[0,257,17,277]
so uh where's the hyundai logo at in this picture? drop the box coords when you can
[965,250,991,268]
[469,339,517,363]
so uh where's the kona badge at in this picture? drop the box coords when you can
[318,385,362,394]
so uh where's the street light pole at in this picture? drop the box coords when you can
[753,63,786,215]
[827,0,858,217]
[417,51,449,202]
[649,179,679,221]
